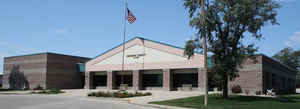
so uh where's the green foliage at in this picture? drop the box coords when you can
[151,94,300,109]
[0,88,16,91]
[272,47,300,87]
[87,91,152,98]
[183,0,279,98]
[31,89,65,94]
[184,40,198,59]
[231,85,242,93]
[272,47,300,70]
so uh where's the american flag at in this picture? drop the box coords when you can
[126,8,136,24]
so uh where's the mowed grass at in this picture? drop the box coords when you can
[150,94,300,109]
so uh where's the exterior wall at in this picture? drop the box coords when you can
[229,56,263,94]
[85,37,204,91]
[84,37,297,93]
[229,55,297,94]
[46,53,90,89]
[262,55,297,94]
[2,53,90,90]
[133,70,142,90]
[86,37,204,72]
[163,69,173,91]
[2,54,47,89]
[106,71,115,90]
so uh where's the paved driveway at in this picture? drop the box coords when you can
[0,95,157,109]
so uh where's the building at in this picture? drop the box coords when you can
[229,55,297,94]
[85,37,297,94]
[85,37,205,91]
[1,37,297,94]
[2,53,90,89]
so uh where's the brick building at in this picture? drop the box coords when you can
[229,55,297,94]
[85,37,297,94]
[1,37,297,94]
[2,53,90,89]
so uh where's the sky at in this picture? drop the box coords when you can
[0,0,300,74]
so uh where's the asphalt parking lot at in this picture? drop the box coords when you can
[0,94,157,109]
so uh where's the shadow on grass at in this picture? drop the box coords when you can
[215,94,300,103]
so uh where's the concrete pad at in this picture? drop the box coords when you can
[61,89,221,109]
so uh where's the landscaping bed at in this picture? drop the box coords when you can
[0,88,16,91]
[87,91,152,98]
[150,94,300,109]
[31,89,65,94]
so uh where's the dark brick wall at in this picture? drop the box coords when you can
[2,53,90,90]
[229,56,263,94]
[229,55,297,94]
[46,53,90,89]
[262,55,297,94]
[2,53,47,89]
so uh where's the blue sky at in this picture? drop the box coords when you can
[0,0,300,73]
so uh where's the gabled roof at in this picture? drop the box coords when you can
[87,36,189,63]
[86,36,204,71]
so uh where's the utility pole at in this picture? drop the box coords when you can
[201,0,208,107]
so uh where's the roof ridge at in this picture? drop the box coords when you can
[87,36,187,63]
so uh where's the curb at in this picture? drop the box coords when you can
[0,93,30,95]
[126,100,193,109]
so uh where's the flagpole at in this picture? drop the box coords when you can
[121,0,128,85]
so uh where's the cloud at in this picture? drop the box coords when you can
[285,31,300,48]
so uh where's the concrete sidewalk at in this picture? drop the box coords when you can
[62,89,210,109]
[0,90,31,95]
[125,90,205,109]
[1,89,217,109]
[125,91,221,109]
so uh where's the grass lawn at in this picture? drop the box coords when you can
[150,94,300,109]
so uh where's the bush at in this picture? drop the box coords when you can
[144,92,152,96]
[0,88,15,91]
[31,89,65,94]
[33,85,43,90]
[231,85,242,93]
[87,91,152,98]
[256,91,262,95]
[245,90,250,95]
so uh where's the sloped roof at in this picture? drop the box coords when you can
[86,36,204,71]
[89,36,187,62]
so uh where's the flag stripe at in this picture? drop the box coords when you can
[127,8,136,24]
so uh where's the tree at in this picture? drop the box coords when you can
[272,47,300,70]
[183,0,279,98]
[272,47,300,87]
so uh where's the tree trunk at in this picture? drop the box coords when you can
[222,73,229,98]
